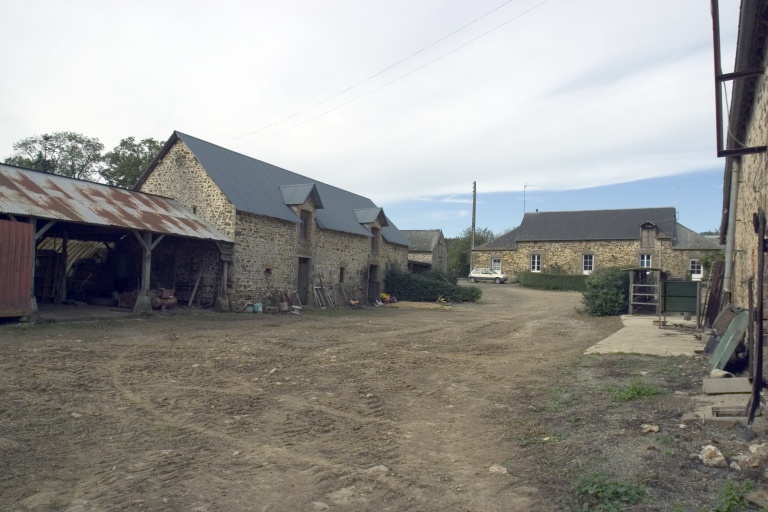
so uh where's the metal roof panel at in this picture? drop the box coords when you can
[0,164,232,242]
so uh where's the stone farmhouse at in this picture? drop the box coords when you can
[135,131,410,308]
[472,207,721,279]
[400,229,448,274]
[717,0,768,311]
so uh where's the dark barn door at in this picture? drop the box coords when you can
[0,219,33,318]
[367,264,380,303]
[298,257,310,306]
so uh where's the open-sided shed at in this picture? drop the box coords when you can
[0,163,233,320]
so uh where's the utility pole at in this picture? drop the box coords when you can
[471,181,476,271]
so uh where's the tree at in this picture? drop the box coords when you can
[100,137,163,188]
[4,132,104,181]
[446,227,496,277]
[700,228,720,236]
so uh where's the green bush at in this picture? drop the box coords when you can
[518,272,587,292]
[582,267,629,316]
[385,264,481,302]
[572,472,647,510]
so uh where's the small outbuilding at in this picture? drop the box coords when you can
[401,229,447,274]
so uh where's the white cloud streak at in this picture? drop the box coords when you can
[0,0,740,213]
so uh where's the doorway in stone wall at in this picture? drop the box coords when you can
[298,257,310,306]
[367,264,380,303]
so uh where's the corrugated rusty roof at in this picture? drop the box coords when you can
[0,164,232,243]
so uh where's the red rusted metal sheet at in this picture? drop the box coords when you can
[0,219,33,318]
[0,164,231,243]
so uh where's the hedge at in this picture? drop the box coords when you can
[518,272,588,292]
[385,265,481,302]
[581,266,630,316]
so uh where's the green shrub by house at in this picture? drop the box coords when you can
[582,266,629,316]
[385,265,481,302]
[518,272,587,292]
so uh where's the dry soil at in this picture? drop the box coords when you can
[0,284,765,511]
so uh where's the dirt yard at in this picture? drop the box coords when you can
[1,285,765,511]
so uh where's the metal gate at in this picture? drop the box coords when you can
[0,219,33,318]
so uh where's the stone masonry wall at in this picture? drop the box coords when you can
[233,211,299,304]
[137,141,233,304]
[408,252,433,264]
[474,239,713,278]
[139,139,408,307]
[139,142,237,238]
[731,63,768,309]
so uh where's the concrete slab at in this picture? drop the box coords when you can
[702,378,753,395]
[685,392,768,430]
[585,314,703,356]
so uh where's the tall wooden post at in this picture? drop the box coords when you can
[132,231,164,315]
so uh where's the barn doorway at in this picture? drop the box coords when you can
[367,264,380,303]
[298,257,310,306]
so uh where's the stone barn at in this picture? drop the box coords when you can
[135,131,410,308]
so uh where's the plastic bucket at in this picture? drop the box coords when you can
[253,303,262,313]
[244,305,253,313]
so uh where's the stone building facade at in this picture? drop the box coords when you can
[719,0,768,311]
[136,132,409,308]
[473,208,721,279]
[401,229,448,273]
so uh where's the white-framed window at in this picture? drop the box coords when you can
[583,254,594,275]
[530,254,541,272]
[491,258,501,272]
[690,259,703,281]
[640,254,652,268]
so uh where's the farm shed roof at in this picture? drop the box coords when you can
[0,163,231,243]
[401,230,443,252]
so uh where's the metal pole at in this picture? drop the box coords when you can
[470,181,476,271]
[723,158,740,303]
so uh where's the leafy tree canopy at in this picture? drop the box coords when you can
[700,228,720,236]
[446,227,496,277]
[4,132,163,188]
[5,132,104,181]
[100,137,163,188]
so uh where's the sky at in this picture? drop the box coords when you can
[0,0,741,237]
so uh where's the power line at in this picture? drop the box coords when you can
[233,0,552,148]
[227,0,517,144]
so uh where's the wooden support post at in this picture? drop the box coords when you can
[26,218,56,320]
[132,231,165,315]
[214,241,233,312]
[55,228,68,304]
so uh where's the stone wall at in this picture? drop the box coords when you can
[474,239,714,278]
[139,139,408,307]
[139,141,236,238]
[731,61,768,309]
[408,252,433,264]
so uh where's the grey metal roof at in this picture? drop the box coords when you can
[401,229,442,252]
[138,132,409,246]
[476,207,683,250]
[354,208,386,225]
[0,163,232,242]
[672,223,723,250]
[280,184,323,208]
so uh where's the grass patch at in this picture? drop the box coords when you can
[714,480,755,512]
[546,386,581,411]
[571,472,647,511]
[608,379,660,402]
